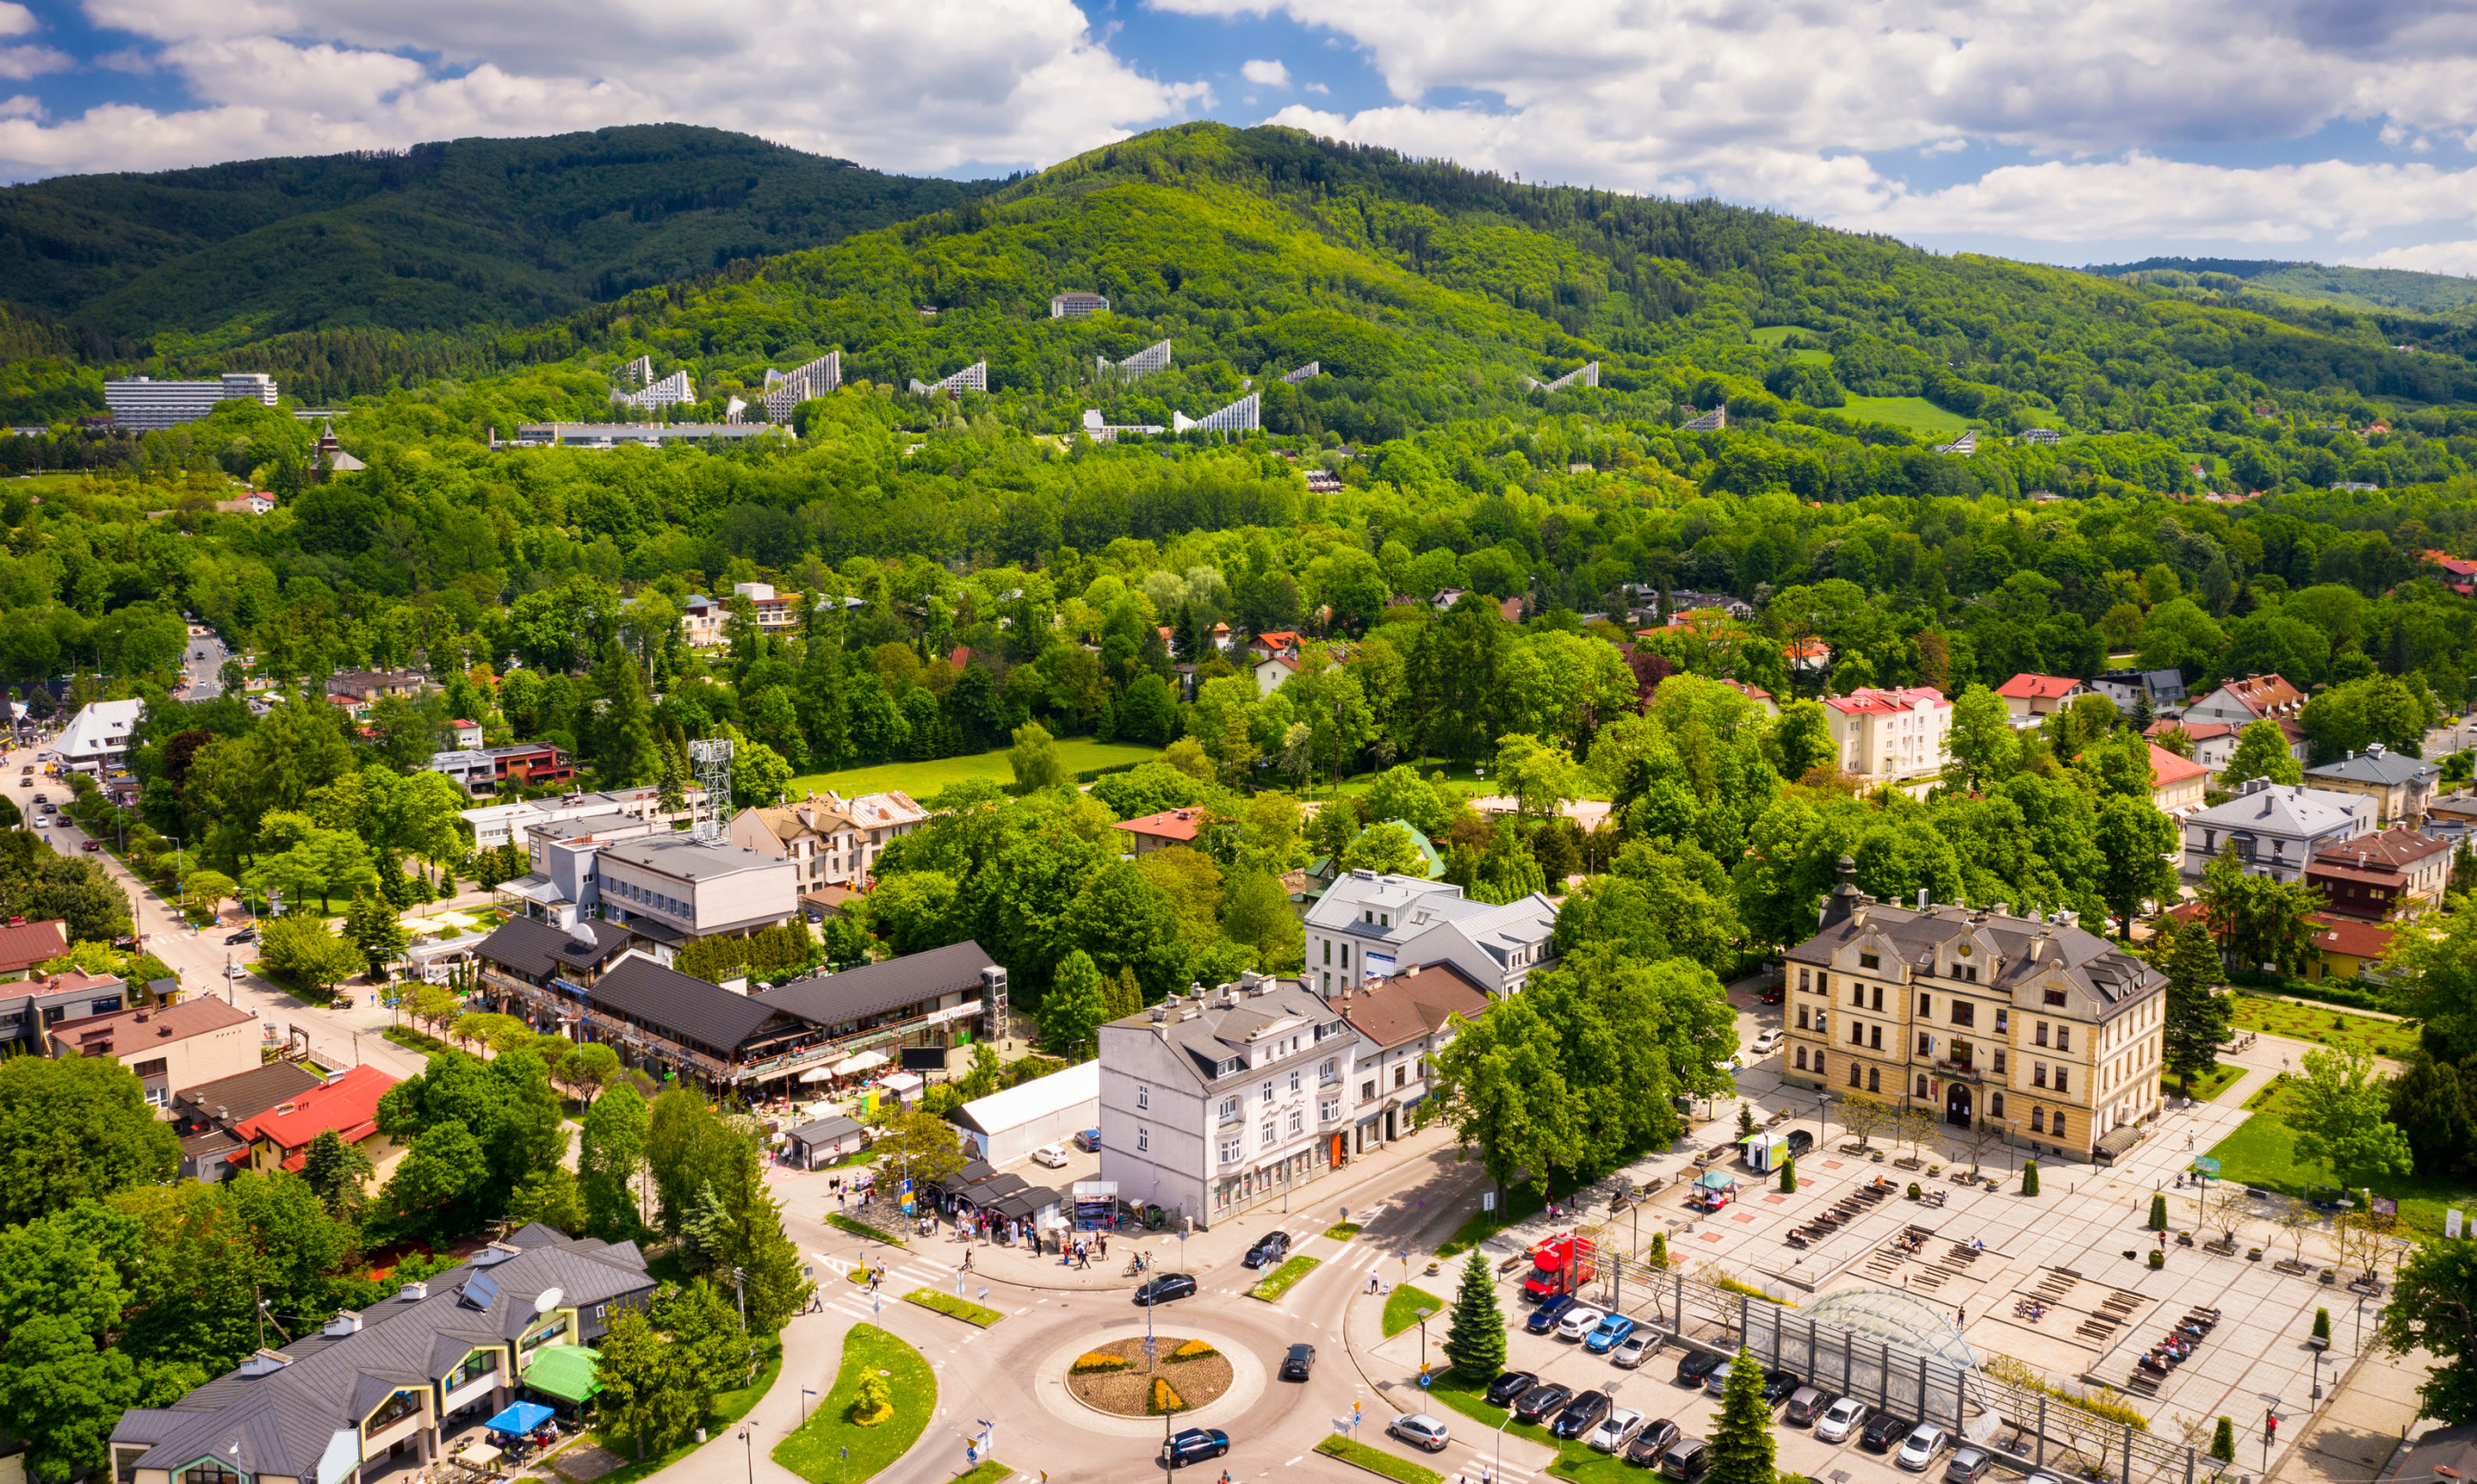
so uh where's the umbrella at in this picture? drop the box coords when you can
[798,1064,838,1083]
[838,1050,889,1073]
[485,1401,555,1435]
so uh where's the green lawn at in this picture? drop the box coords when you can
[562,1335,781,1484]
[1421,1374,1636,1484]
[786,740,1160,799]
[1383,1285,1443,1339]
[1842,396,1970,435]
[1319,1435,1443,1484]
[2230,996,2419,1060]
[1248,1254,1321,1302]
[903,1288,1003,1327]
[773,1324,936,1484]
[2171,1061,2246,1104]
[2203,1088,2471,1241]
[828,1213,906,1246]
[1325,1222,1364,1241]
[952,1461,1014,1484]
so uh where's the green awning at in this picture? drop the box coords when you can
[521,1344,601,1404]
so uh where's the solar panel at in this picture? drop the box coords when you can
[459,1273,500,1311]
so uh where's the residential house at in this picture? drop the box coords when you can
[1784,636,1832,674]
[2306,828,2453,920]
[732,796,859,899]
[230,1064,403,1180]
[831,791,927,880]
[2180,778,2371,881]
[448,719,484,749]
[2182,672,2306,730]
[1823,686,1953,784]
[1719,678,1779,717]
[2147,744,2211,815]
[1096,975,1361,1229]
[1994,673,2090,724]
[427,741,575,797]
[1113,807,1207,858]
[1782,871,2168,1163]
[1330,959,1491,1153]
[1302,870,1558,997]
[0,967,129,1054]
[590,834,799,956]
[57,697,145,774]
[171,1061,327,1181]
[681,582,803,647]
[2146,719,2242,773]
[50,995,257,1113]
[0,915,68,979]
[496,816,664,933]
[110,1224,655,1484]
[2087,670,2189,716]
[1050,291,1110,318]
[2425,549,2477,597]
[2304,744,2440,830]
[211,492,278,515]
[326,669,430,719]
[2306,914,2394,983]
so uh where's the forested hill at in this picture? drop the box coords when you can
[0,124,1005,340]
[2088,256,2477,330]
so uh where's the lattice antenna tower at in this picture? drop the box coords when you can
[688,737,735,840]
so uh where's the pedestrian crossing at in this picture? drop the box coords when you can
[1441,1454,1540,1484]
[811,1253,981,1323]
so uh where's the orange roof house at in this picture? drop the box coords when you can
[231,1063,402,1175]
[1112,808,1207,858]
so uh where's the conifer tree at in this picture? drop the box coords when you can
[1707,1347,1777,1484]
[1441,1251,1507,1380]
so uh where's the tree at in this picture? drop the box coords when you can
[1706,1346,1778,1484]
[580,1082,652,1239]
[595,1310,697,1460]
[2381,902,2477,1063]
[404,981,462,1034]
[1339,821,1429,877]
[2205,1184,2251,1248]
[645,1091,747,1234]
[345,889,409,979]
[2199,846,2319,977]
[1771,700,1836,781]
[2377,1238,2477,1424]
[1441,1251,1506,1379]
[556,1042,622,1104]
[299,1129,373,1217]
[258,912,364,998]
[0,1054,181,1226]
[2389,1053,2475,1179]
[509,1165,587,1233]
[1008,721,1067,793]
[2155,914,2234,1092]
[2222,719,2304,789]
[1039,949,1110,1056]
[1836,1090,1893,1151]
[2286,1047,2413,1185]
[2092,793,2178,937]
[873,1105,968,1194]
[1943,684,2018,792]
[371,1120,493,1242]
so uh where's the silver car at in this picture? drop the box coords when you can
[1590,1409,1648,1454]
[1612,1331,1658,1369]
[1897,1424,1952,1472]
[1814,1396,1869,1443]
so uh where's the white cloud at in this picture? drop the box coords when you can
[0,93,42,120]
[2344,240,2477,275]
[0,0,1209,180]
[1304,81,1328,94]
[0,44,69,78]
[1240,57,1290,87]
[0,4,36,37]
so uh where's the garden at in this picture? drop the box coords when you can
[2228,996,2418,1061]
[2201,1077,2472,1241]
[773,1325,936,1484]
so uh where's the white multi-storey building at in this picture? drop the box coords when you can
[613,370,694,411]
[1302,870,1558,997]
[1174,392,1259,433]
[1096,976,1361,1228]
[103,374,279,430]
[1823,686,1953,784]
[762,352,841,422]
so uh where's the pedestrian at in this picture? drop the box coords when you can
[1368,1273,1379,1295]
[1099,1233,1108,1257]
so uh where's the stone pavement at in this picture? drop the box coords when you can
[2273,1343,2432,1484]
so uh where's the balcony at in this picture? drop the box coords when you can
[1934,1057,1977,1079]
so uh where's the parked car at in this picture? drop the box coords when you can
[79,839,98,852]
[1760,985,1784,1004]
[1701,1360,1735,1397]
[1784,1129,1815,1158]
[1484,1372,1539,1407]
[1590,1410,1649,1454]
[1074,1128,1101,1153]
[1280,1344,1315,1381]
[1896,1424,1952,1472]
[1132,1273,1198,1306]
[1390,1414,1451,1454]
[1783,1387,1831,1426]
[1761,1370,1802,1405]
[1862,1414,1916,1453]
[1624,1419,1682,1469]
[1674,1350,1723,1387]
[1557,1305,1607,1341]
[1243,1232,1292,1269]
[1945,1448,1993,1484]
[223,962,250,979]
[224,927,257,945]
[1612,1332,1659,1369]
[1163,1429,1229,1468]
[1660,1438,1711,1481]
[1584,1314,1637,1354]
[1513,1383,1574,1425]
[1526,1294,1579,1334]
[1814,1397,1869,1443]
[1751,1029,1783,1054]
[1030,1144,1069,1169]
[1550,1391,1613,1441]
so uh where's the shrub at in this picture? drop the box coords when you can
[2022,1160,2040,1195]
[1779,1156,1796,1193]
[1170,1338,1217,1360]
[2147,1193,2168,1231]
[852,1372,895,1426]
[1072,1352,1129,1374]
[2313,1308,2331,1343]
[1906,1182,1922,1199]
[2147,1251,2165,1270]
[1148,1376,1186,1414]
[2209,1418,2235,1461]
[1649,1232,1669,1267]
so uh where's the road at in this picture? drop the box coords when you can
[178,629,229,701]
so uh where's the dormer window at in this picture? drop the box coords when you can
[1859,953,1880,970]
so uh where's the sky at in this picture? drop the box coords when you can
[5,0,2477,277]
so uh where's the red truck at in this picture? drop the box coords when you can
[1522,1233,1599,1302]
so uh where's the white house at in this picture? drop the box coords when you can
[1302,870,1558,997]
[951,1061,1100,1167]
[1329,960,1492,1153]
[2181,778,2372,881]
[56,698,145,775]
[1096,976,1361,1229]
[1822,686,1952,784]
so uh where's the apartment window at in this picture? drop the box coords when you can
[1918,993,1932,1016]
[1794,1047,1807,1070]
[1261,1120,1276,1147]
[1872,986,1884,1012]
[1989,1092,2004,1118]
[1394,1065,1407,1089]
[1850,982,1863,1007]
[1218,1096,1239,1123]
[2054,1068,2069,1093]
[1320,1057,1339,1083]
[1867,1068,1881,1093]
[180,1465,241,1484]
[90,997,122,1015]
[2052,1111,2069,1140]
[1992,1050,2006,1074]
[131,1057,167,1078]
[1868,1026,1883,1051]
[1322,940,1331,966]
[450,1348,495,1387]
[1917,1032,1933,1057]
[2044,988,2067,1007]
[1289,1071,1301,1093]
[2056,1026,2071,1052]
[1994,1009,2008,1034]
[1818,974,1830,996]
[1138,1127,1150,1153]
[1800,968,1811,991]
[1136,1086,1149,1111]
[1360,1080,1377,1101]
[1289,1111,1303,1134]
[2031,1108,2045,1133]
[2034,1021,2049,1047]
[1848,1062,1863,1088]
[1916,1073,1929,1099]
[1219,1138,1240,1163]
[1796,1007,1809,1030]
[1860,953,1880,970]
[1320,1098,1339,1122]
[2033,1063,2047,1088]
[1261,1080,1275,1104]
[366,1389,423,1434]
[1949,1000,1974,1028]
[1340,944,1352,969]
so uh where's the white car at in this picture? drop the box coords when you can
[1390,1414,1450,1453]
[1750,1029,1783,1055]
[1815,1397,1868,1443]
[224,962,251,979]
[1897,1424,1951,1472]
[1556,1305,1606,1341]
[1030,1144,1069,1169]
[1589,1409,1647,1453]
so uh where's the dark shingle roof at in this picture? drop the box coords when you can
[173,1060,326,1124]
[1786,902,2165,1017]
[755,939,997,1027]
[474,915,632,979]
[587,954,808,1051]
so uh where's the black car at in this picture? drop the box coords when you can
[1624,1419,1683,1469]
[1243,1232,1292,1270]
[1164,1429,1230,1468]
[1484,1372,1539,1408]
[1513,1383,1574,1425]
[1280,1343,1315,1381]
[1674,1350,1724,1387]
[224,928,257,945]
[1526,1293,1579,1334]
[1550,1391,1613,1441]
[1761,1370,1802,1405]
[1863,1414,1917,1453]
[1783,1129,1815,1158]
[1133,1273,1198,1306]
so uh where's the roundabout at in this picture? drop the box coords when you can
[1064,1334,1237,1417]
[1031,1323,1270,1437]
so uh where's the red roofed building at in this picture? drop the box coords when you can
[2147,744,2210,814]
[1822,686,1951,783]
[1113,807,1207,858]
[1994,672,2090,722]
[2306,828,2452,920]
[2184,672,2306,730]
[2304,913,2395,983]
[232,1063,403,1178]
[0,916,69,980]
[2425,549,2477,596]
[1719,678,1779,717]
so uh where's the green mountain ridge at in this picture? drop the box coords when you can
[2088,255,2477,324]
[0,124,1005,339]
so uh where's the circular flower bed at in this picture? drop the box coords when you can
[1064,1334,1235,1417]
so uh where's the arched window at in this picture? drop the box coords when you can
[1848,1062,1862,1088]
[1793,1047,1807,1070]
[2030,1109,2044,1133]
[1989,1092,2005,1118]
[1916,1073,1929,1099]
[1866,1068,1880,1093]
[2053,1111,2069,1140]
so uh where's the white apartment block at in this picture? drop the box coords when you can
[613,370,694,411]
[1301,871,1558,998]
[1096,977,1360,1229]
[762,352,841,422]
[104,374,279,431]
[1175,392,1259,433]
[1823,686,1953,783]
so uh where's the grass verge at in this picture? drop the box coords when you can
[384,1025,453,1058]
[1421,1372,1644,1484]
[2172,1062,2245,1104]
[1325,1222,1363,1240]
[772,1324,936,1484]
[904,1288,1003,1327]
[2203,1087,2474,1241]
[558,1334,780,1484]
[1248,1254,1320,1302]
[1318,1436,1443,1484]
[787,739,1159,800]
[953,1462,1013,1484]
[1382,1285,1443,1338]
[1436,1184,1545,1256]
[2230,995,2419,1060]
[828,1213,906,1246]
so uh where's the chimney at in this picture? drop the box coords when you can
[323,1310,363,1337]
[1916,889,1928,911]
[400,1281,428,1300]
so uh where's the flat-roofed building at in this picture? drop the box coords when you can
[50,994,256,1113]
[104,373,278,430]
[593,833,797,953]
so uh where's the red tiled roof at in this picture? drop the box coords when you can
[2216,673,2306,718]
[1113,808,1205,843]
[2306,913,2394,962]
[0,917,69,974]
[2311,827,2449,871]
[2425,549,2477,578]
[1823,685,1948,716]
[233,1063,400,1154]
[1996,673,2082,700]
[2148,745,2210,788]
[1720,679,1776,705]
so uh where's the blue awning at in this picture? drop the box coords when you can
[485,1401,556,1435]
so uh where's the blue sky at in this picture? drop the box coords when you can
[6,0,2477,276]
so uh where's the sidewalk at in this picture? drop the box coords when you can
[2271,1342,2430,1484]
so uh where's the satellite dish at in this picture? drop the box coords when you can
[534,1287,564,1315]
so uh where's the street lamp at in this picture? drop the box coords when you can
[735,1419,758,1484]
[1415,1307,1437,1377]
